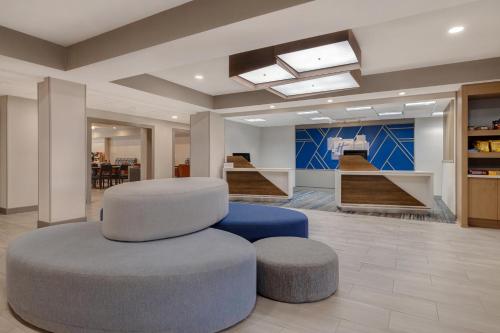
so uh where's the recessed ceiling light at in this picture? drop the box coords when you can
[346,106,372,111]
[327,99,333,103]
[239,64,294,85]
[270,105,276,109]
[271,72,360,97]
[311,116,331,121]
[297,110,319,115]
[171,115,179,120]
[432,111,444,117]
[448,26,464,34]
[405,101,436,107]
[91,125,96,130]
[378,111,403,116]
[194,74,204,80]
[112,126,117,130]
[398,92,406,96]
[245,118,266,122]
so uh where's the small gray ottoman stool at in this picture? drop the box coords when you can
[254,237,338,303]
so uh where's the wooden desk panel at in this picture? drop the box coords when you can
[226,171,287,196]
[341,174,425,207]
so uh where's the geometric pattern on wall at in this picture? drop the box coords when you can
[296,123,414,170]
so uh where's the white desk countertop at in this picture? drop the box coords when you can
[224,167,293,172]
[336,170,433,176]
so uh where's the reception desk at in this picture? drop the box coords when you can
[335,156,433,212]
[223,167,294,199]
[223,156,293,200]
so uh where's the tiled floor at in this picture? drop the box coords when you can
[0,197,500,332]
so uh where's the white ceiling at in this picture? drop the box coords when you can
[151,0,499,97]
[0,66,197,124]
[0,0,191,46]
[0,0,497,125]
[152,57,246,95]
[356,0,500,75]
[227,98,451,127]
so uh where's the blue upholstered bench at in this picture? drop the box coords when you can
[100,202,308,242]
[212,203,308,242]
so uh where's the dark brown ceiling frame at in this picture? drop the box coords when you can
[274,30,361,79]
[267,69,362,99]
[229,29,362,98]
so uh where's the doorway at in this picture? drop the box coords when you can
[86,118,153,207]
[172,129,190,177]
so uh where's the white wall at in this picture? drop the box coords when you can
[0,96,38,210]
[0,96,7,209]
[442,161,456,214]
[259,126,295,168]
[92,138,105,153]
[224,120,261,166]
[109,136,141,163]
[296,170,336,189]
[415,117,444,196]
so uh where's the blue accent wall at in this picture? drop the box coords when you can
[296,123,414,170]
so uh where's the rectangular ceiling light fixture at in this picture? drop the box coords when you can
[346,106,372,111]
[378,111,403,116]
[229,47,295,89]
[278,42,357,72]
[276,30,360,78]
[244,118,266,122]
[270,71,360,98]
[238,64,294,85]
[311,116,332,121]
[405,101,436,107]
[297,110,319,115]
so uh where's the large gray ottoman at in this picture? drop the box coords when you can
[7,222,256,333]
[255,237,338,303]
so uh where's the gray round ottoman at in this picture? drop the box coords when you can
[7,222,256,333]
[102,177,228,241]
[254,237,338,303]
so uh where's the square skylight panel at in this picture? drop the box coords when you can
[271,72,359,97]
[277,41,358,73]
[238,64,294,84]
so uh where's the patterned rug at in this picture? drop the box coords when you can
[232,187,456,224]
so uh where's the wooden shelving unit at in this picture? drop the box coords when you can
[458,81,500,228]
[468,129,500,136]
[468,152,500,158]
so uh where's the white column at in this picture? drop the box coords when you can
[38,77,87,227]
[190,111,225,178]
[140,128,148,180]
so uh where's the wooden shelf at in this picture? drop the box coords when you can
[468,129,500,136]
[468,175,500,179]
[469,152,500,158]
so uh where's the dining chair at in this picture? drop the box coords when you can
[100,163,113,188]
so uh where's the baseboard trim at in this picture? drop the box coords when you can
[0,205,38,215]
[37,217,87,228]
[468,218,500,229]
